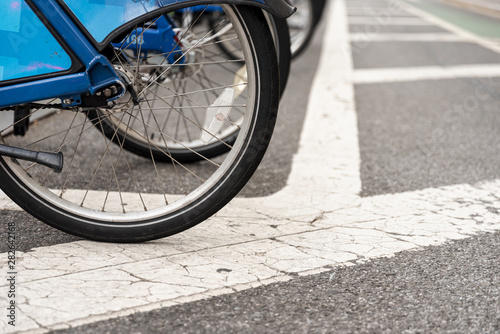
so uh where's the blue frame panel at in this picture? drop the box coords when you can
[63,0,268,44]
[0,0,121,108]
[63,0,158,43]
[0,0,72,81]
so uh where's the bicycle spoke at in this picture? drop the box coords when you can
[106,109,221,166]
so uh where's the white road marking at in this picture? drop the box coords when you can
[350,33,467,42]
[347,8,415,17]
[353,64,500,84]
[1,0,500,332]
[348,17,434,25]
[0,192,21,211]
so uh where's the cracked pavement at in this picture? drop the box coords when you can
[2,0,500,332]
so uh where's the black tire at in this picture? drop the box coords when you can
[267,14,292,96]
[313,0,327,24]
[288,0,327,58]
[0,5,279,242]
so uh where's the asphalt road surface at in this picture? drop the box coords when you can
[2,0,500,333]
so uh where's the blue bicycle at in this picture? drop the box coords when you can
[98,5,292,163]
[0,0,294,242]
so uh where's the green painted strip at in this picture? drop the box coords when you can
[404,0,500,38]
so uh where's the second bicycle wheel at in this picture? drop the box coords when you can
[0,5,279,242]
[207,10,292,98]
[287,0,327,58]
[94,6,289,163]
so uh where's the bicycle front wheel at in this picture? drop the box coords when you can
[0,5,279,242]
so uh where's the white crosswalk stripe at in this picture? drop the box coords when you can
[353,64,500,83]
[348,16,433,25]
[350,33,468,41]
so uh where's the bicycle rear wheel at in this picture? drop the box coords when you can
[0,5,279,242]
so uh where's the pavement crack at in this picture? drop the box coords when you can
[25,313,47,330]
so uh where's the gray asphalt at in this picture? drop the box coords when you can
[357,76,500,196]
[350,24,449,33]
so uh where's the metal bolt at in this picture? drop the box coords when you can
[103,88,112,97]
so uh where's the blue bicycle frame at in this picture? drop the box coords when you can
[114,14,184,66]
[0,0,294,109]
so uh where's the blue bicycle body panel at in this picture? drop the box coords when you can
[63,0,158,43]
[0,0,72,81]
[0,0,124,107]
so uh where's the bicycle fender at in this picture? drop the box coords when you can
[60,0,295,48]
[157,0,296,18]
